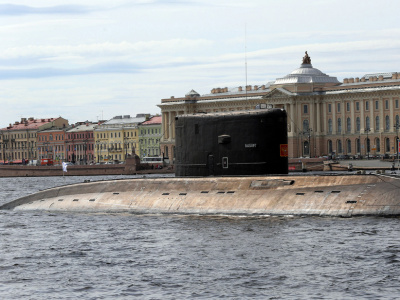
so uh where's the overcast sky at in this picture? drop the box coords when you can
[1,0,400,127]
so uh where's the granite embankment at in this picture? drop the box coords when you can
[0,156,173,177]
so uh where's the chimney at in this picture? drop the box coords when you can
[238,86,243,92]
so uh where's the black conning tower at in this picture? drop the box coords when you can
[175,109,288,176]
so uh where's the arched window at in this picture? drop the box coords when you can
[386,138,391,152]
[396,115,400,126]
[356,117,360,132]
[328,119,332,134]
[386,116,390,131]
[328,140,332,153]
[376,138,380,152]
[347,139,352,154]
[366,116,370,129]
[356,139,360,153]
[303,141,309,156]
[338,140,342,153]
[375,116,380,131]
[303,119,309,131]
[337,118,342,133]
[347,117,351,132]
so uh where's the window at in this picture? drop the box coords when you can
[347,117,351,132]
[366,101,369,111]
[346,102,350,112]
[375,116,380,131]
[366,116,370,129]
[396,99,399,109]
[338,140,342,153]
[337,118,342,133]
[337,103,341,113]
[386,115,390,131]
[328,104,332,113]
[328,119,332,134]
[386,138,391,152]
[356,139,360,153]
[356,117,360,132]
[347,139,351,153]
[375,100,379,110]
[328,140,332,153]
[376,138,380,152]
[303,119,309,131]
[385,100,389,110]
[397,115,400,126]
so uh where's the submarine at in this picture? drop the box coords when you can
[2,109,400,217]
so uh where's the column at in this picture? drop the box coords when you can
[351,100,355,134]
[370,99,374,133]
[316,101,321,133]
[390,97,394,131]
[379,97,384,133]
[163,112,169,139]
[332,101,337,135]
[323,102,327,135]
[168,112,173,141]
[290,102,295,134]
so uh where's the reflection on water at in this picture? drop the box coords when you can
[0,176,400,299]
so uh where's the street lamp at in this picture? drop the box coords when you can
[83,139,88,165]
[124,137,129,160]
[96,140,100,163]
[365,128,371,159]
[302,128,312,158]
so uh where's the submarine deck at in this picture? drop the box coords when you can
[2,173,400,217]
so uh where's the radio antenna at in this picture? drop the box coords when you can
[245,23,248,101]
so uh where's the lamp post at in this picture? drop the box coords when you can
[365,128,371,159]
[83,139,88,165]
[124,137,129,160]
[43,142,50,159]
[308,128,312,158]
[96,140,100,163]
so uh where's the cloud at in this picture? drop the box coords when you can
[0,39,212,61]
[0,61,142,79]
[0,4,95,15]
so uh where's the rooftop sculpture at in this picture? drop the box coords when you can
[302,51,311,64]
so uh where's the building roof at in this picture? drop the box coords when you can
[0,118,58,131]
[274,63,340,85]
[67,123,97,132]
[141,116,162,125]
[102,115,146,126]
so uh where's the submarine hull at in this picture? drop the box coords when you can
[2,174,400,217]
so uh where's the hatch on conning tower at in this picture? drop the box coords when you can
[174,109,288,176]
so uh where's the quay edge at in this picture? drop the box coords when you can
[2,174,400,217]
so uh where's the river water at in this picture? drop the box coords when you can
[1,175,400,299]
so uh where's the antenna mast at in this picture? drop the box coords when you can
[245,23,248,101]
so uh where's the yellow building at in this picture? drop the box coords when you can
[158,52,400,160]
[94,115,145,163]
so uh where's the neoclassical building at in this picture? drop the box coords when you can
[158,52,400,162]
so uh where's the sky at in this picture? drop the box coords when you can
[1,0,400,127]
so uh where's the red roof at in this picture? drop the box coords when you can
[1,118,57,131]
[141,116,162,125]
